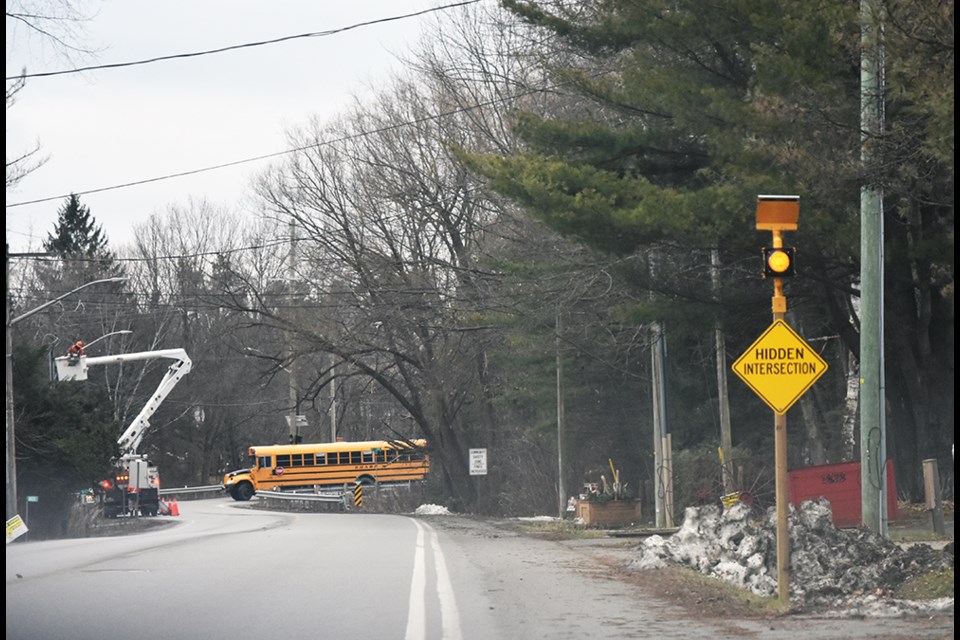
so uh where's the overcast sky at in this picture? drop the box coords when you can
[6,1,460,253]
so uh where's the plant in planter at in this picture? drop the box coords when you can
[576,459,640,526]
[581,459,636,502]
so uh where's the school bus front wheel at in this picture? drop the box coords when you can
[231,481,254,501]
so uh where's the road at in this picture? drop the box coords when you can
[6,498,953,639]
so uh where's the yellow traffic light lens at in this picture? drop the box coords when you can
[767,250,791,273]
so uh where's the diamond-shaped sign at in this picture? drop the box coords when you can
[732,320,828,414]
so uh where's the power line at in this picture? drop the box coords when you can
[6,1,481,81]
[5,84,548,209]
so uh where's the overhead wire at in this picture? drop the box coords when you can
[5,83,548,210]
[6,0,501,210]
[5,1,481,81]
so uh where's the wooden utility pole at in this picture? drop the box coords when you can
[650,320,665,528]
[287,218,299,444]
[329,357,338,442]
[555,310,566,518]
[712,248,734,494]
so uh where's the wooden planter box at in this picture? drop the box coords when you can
[575,499,641,526]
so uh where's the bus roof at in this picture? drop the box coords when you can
[249,439,427,455]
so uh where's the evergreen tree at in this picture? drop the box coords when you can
[466,0,953,499]
[44,193,117,264]
[35,193,126,301]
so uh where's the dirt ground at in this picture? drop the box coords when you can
[503,501,954,620]
[508,524,785,619]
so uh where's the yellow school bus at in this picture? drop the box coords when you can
[222,439,429,501]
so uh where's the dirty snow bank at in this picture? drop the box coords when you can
[628,498,954,612]
[414,504,453,515]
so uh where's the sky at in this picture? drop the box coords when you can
[6,1,461,253]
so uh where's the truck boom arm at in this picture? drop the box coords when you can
[56,348,193,456]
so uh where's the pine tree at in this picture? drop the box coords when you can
[37,194,125,287]
[469,0,953,499]
[44,193,114,260]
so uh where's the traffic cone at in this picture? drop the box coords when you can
[170,499,180,517]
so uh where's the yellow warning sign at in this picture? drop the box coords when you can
[6,514,28,544]
[732,320,828,414]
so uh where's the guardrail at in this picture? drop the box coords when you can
[159,485,223,497]
[254,489,350,512]
[254,490,347,504]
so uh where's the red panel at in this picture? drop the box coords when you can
[789,460,897,527]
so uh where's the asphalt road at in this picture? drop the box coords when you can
[5,498,953,640]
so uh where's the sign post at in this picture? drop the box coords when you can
[731,195,827,607]
[25,495,38,529]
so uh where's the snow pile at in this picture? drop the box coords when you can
[628,498,954,609]
[516,515,559,522]
[414,503,453,516]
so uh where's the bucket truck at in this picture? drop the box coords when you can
[55,348,193,517]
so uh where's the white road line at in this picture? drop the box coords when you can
[405,521,427,640]
[428,522,463,640]
[405,519,463,640]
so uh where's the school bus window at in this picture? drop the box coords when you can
[258,456,272,468]
[351,451,361,464]
[375,451,386,463]
[362,451,373,463]
[292,454,303,467]
[303,453,314,466]
[277,454,291,467]
[316,453,326,465]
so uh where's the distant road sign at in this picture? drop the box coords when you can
[469,448,488,476]
[732,320,828,414]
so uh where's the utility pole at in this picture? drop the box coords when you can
[651,322,671,527]
[555,310,566,518]
[329,358,338,442]
[712,248,734,494]
[287,219,300,444]
[859,0,887,536]
[5,247,16,522]
[648,248,667,528]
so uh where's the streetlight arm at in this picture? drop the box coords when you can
[82,330,132,351]
[9,277,127,326]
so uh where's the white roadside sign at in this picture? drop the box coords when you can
[469,448,488,476]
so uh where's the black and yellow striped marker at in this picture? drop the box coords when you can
[353,482,363,508]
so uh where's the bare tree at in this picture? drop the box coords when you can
[125,199,267,484]
[6,0,98,190]
[5,75,47,190]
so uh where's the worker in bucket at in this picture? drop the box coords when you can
[67,341,85,362]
